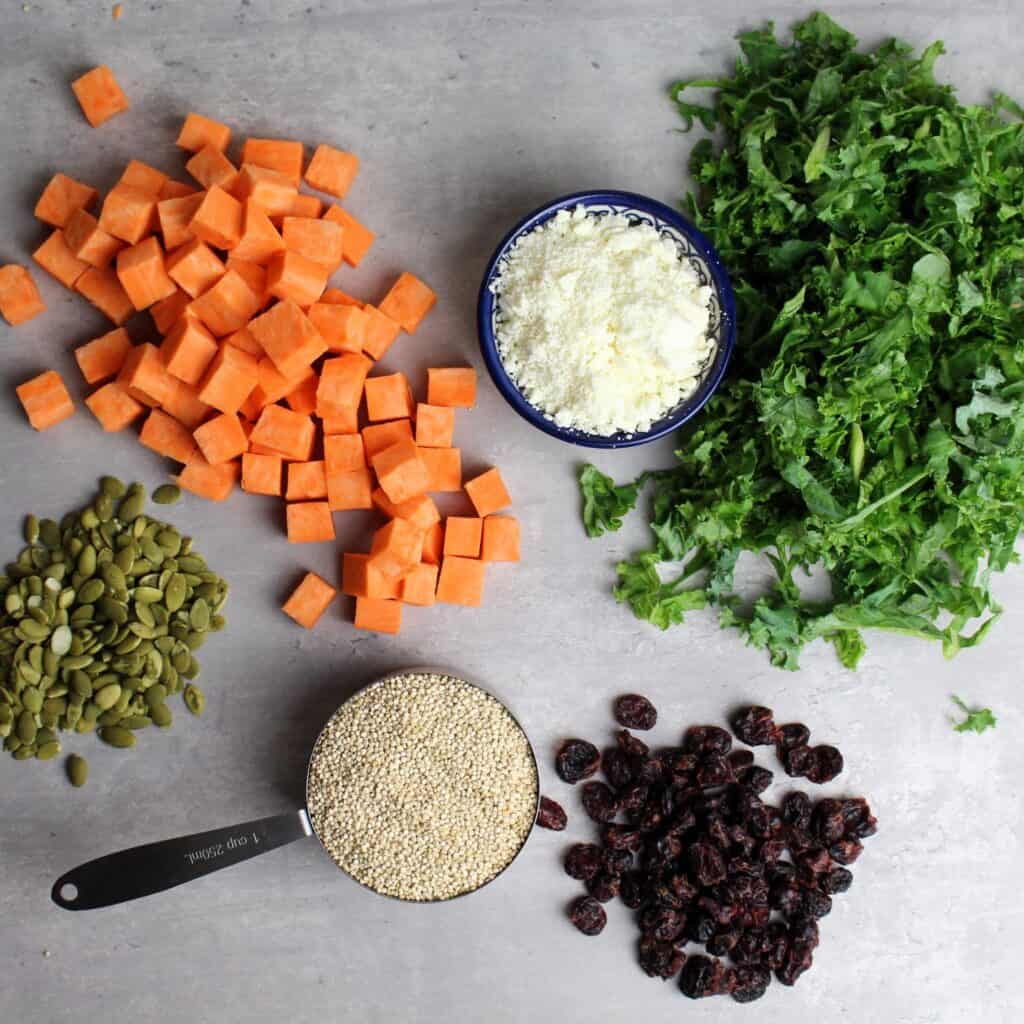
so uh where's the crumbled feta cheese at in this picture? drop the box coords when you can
[491,206,714,436]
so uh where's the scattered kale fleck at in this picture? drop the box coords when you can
[951,696,997,734]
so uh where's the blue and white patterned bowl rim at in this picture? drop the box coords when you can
[477,189,737,449]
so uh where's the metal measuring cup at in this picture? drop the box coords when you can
[51,669,539,910]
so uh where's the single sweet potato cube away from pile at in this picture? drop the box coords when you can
[241,451,283,496]
[318,353,372,414]
[64,208,123,268]
[162,378,211,429]
[16,371,75,431]
[241,138,305,184]
[85,381,144,432]
[176,113,231,153]
[251,404,316,461]
[419,446,462,492]
[267,249,328,307]
[75,327,132,384]
[327,467,373,510]
[282,572,337,629]
[157,192,204,250]
[322,404,359,436]
[281,216,343,271]
[161,319,219,384]
[194,412,248,464]
[364,372,414,422]
[176,452,238,501]
[360,305,401,360]
[369,518,424,576]
[427,367,477,408]
[304,145,359,198]
[71,66,130,127]
[190,269,261,336]
[165,238,226,297]
[286,501,335,543]
[139,409,198,463]
[322,206,375,267]
[400,563,438,607]
[379,272,436,334]
[353,596,401,635]
[119,343,173,406]
[119,160,168,195]
[189,186,242,250]
[116,237,177,310]
[324,433,366,475]
[444,517,482,559]
[232,201,286,262]
[421,521,444,565]
[186,145,239,193]
[372,490,441,531]
[465,467,512,517]
[197,344,259,414]
[308,302,365,354]
[482,516,520,562]
[362,419,412,458]
[35,173,98,228]
[249,300,327,380]
[32,231,88,288]
[286,460,328,500]
[0,265,46,325]
[415,403,454,448]
[99,185,157,246]
[435,556,485,607]
[371,437,430,504]
[75,267,134,325]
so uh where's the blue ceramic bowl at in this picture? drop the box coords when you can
[477,189,737,449]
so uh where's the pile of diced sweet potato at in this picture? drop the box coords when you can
[1,66,520,636]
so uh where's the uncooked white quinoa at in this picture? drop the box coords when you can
[491,205,715,435]
[306,672,538,901]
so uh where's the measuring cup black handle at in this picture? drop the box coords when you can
[51,810,313,911]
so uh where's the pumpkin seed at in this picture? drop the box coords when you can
[98,726,135,749]
[50,625,72,656]
[13,746,36,760]
[93,684,122,711]
[67,753,88,787]
[100,476,126,499]
[95,494,114,522]
[17,711,37,744]
[152,484,182,505]
[22,687,43,713]
[39,519,61,549]
[183,684,205,716]
[118,491,146,522]
[17,619,50,643]
[150,702,173,728]
[164,574,187,612]
[24,515,40,545]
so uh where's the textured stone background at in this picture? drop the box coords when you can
[0,1,1020,1021]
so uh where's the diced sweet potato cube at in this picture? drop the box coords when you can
[189,186,243,250]
[419,446,462,492]
[327,467,373,511]
[427,367,477,408]
[159,179,197,201]
[231,200,286,264]
[369,518,424,576]
[277,193,323,221]
[421,521,444,566]
[321,287,363,307]
[362,419,413,459]
[74,327,132,384]
[140,408,198,463]
[0,265,46,325]
[322,205,375,266]
[379,272,436,334]
[304,145,359,198]
[251,404,316,461]
[165,238,226,298]
[85,380,144,432]
[250,357,302,407]
[317,353,372,413]
[308,303,366,354]
[224,325,263,357]
[35,174,98,229]
[266,249,328,307]
[161,319,218,385]
[75,267,134,325]
[175,452,239,501]
[285,373,318,415]
[196,343,259,414]
[98,185,156,245]
[241,451,283,495]
[281,216,343,271]
[444,517,482,559]
[435,556,486,607]
[186,145,239,193]
[241,139,305,184]
[32,230,88,288]
[157,192,204,250]
[482,516,521,562]
[176,113,231,154]
[116,236,177,310]
[371,489,441,532]
[282,572,336,629]
[324,433,366,476]
[400,563,438,606]
[224,258,269,309]
[248,299,327,380]
[150,288,192,335]
[364,372,415,422]
[64,208,122,268]
[118,342,174,406]
[286,459,328,500]
[193,412,248,464]
[189,269,261,336]
[162,378,212,429]
[16,371,75,431]
[465,467,512,517]
[119,160,168,196]
[341,553,400,600]
[71,65,129,127]
[415,403,455,448]
[371,437,430,504]
[287,501,335,543]
[321,404,359,436]
[353,596,402,634]
[361,305,401,360]
[232,165,298,218]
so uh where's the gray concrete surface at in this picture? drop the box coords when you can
[0,1,1021,1021]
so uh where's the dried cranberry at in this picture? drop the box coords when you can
[641,907,685,943]
[758,838,786,864]
[685,913,717,944]
[638,936,685,979]
[536,796,567,831]
[800,888,832,919]
[706,929,740,956]
[666,749,699,775]
[689,839,727,886]
[602,847,633,876]
[781,791,812,830]
[707,814,731,849]
[765,921,790,969]
[795,847,831,883]
[564,843,603,881]
[811,798,846,844]
[788,914,820,950]
[728,749,755,772]
[637,803,665,833]
[776,948,813,986]
[654,833,683,862]
[602,824,642,852]
[568,895,606,936]
[728,964,772,1003]
[696,753,732,788]
[620,871,648,909]
[787,827,815,854]
[780,744,814,777]
[822,867,853,895]
[841,797,878,838]
[731,928,767,965]
[614,694,658,731]
[619,783,649,812]
[581,781,619,823]
[616,728,649,757]
[683,725,732,756]
[636,755,666,785]
[829,838,864,865]
[741,766,774,794]
[767,861,796,886]
[731,706,779,746]
[775,722,810,750]
[679,955,725,999]
[805,744,844,784]
[586,872,621,903]
[555,738,600,784]
[602,748,635,790]
[667,873,699,904]
[770,882,803,917]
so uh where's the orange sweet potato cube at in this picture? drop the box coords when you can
[189,269,261,336]
[379,272,436,334]
[308,303,366,354]
[162,378,212,429]
[241,451,283,496]
[327,467,373,511]
[85,380,144,432]
[282,572,336,629]
[465,467,512,517]
[400,563,439,607]
[176,113,231,154]
[250,404,316,461]
[369,518,424,576]
[165,238,226,298]
[371,490,441,532]
[64,208,122,268]
[0,265,45,325]
[116,237,177,310]
[117,342,173,406]
[175,452,239,501]
[231,201,286,264]
[304,145,359,198]
[371,437,430,504]
[139,408,198,463]
[419,446,462,492]
[193,412,249,464]
[321,404,359,436]
[224,258,269,309]
[360,305,401,360]
[421,521,444,566]
[281,216,343,271]
[321,287,363,307]
[241,139,305,184]
[232,165,298,219]
[118,160,168,196]
[189,186,243,250]
[157,192,204,250]
[98,184,156,245]
[16,371,75,431]
[415,403,455,448]
[317,353,372,413]
[435,556,486,607]
[161,319,219,384]
[266,249,328,307]
[248,299,327,380]
[32,230,88,288]
[353,596,401,634]
[482,516,521,562]
[224,325,263,357]
[35,174,98,229]
[324,433,366,475]
[285,373,319,416]
[186,145,239,193]
[196,344,259,414]
[342,553,401,600]
[364,372,414,423]
[250,357,298,407]
[276,193,324,221]
[150,288,192,335]
[286,460,328,501]
[74,327,132,384]
[159,179,198,201]
[71,65,129,127]
[323,205,375,266]
[75,267,134,326]
[427,367,477,408]
[287,501,335,543]
[362,419,413,458]
[443,517,482,559]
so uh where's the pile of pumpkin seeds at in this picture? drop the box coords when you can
[0,478,228,784]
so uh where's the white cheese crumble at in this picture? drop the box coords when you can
[491,206,715,436]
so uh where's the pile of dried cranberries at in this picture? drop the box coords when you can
[545,700,877,1003]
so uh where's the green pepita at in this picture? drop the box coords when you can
[98,726,135,749]
[100,476,126,499]
[66,753,88,787]
[24,515,40,545]
[150,702,172,728]
[151,484,182,505]
[183,684,205,716]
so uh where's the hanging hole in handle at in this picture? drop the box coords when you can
[52,880,79,908]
